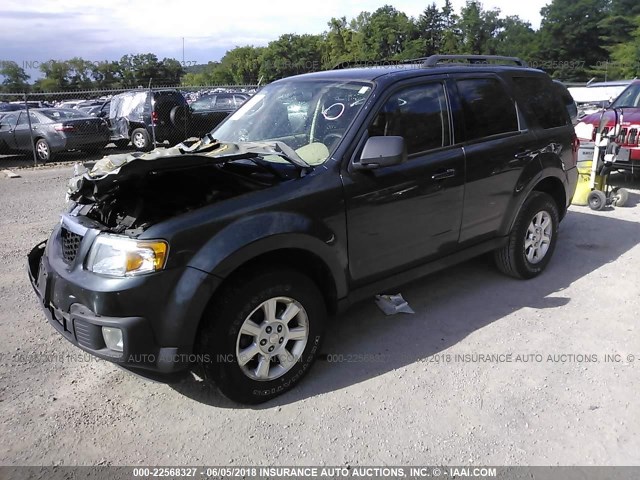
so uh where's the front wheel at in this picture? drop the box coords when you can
[197,268,326,404]
[494,191,559,279]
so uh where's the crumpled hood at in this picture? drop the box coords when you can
[67,138,310,202]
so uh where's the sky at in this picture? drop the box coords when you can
[0,0,550,79]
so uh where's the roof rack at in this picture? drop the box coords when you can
[424,55,528,68]
[333,59,406,70]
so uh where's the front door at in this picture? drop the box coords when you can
[343,80,465,285]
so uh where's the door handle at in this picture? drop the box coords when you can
[514,150,534,159]
[431,168,456,180]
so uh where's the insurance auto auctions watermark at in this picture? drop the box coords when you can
[420,352,638,364]
[1,350,637,366]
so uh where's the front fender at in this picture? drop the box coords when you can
[187,211,348,299]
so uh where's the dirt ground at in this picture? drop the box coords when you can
[1,161,639,466]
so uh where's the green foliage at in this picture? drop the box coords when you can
[0,61,30,92]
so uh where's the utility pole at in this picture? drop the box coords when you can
[182,37,185,65]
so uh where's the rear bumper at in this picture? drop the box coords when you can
[27,224,222,379]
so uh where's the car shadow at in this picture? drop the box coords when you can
[170,210,639,409]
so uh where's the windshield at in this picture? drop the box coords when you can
[212,79,374,165]
[611,83,640,108]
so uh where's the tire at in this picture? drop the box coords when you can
[588,190,607,211]
[35,138,52,162]
[197,268,326,404]
[170,105,190,139]
[131,128,152,151]
[170,105,187,127]
[494,191,559,279]
[612,188,629,207]
[114,139,129,149]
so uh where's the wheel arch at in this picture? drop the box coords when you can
[531,176,567,220]
[500,172,568,236]
[215,247,340,315]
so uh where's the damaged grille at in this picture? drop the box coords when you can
[61,227,83,263]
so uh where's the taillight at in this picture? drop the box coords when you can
[151,111,159,124]
[53,123,75,132]
[572,135,579,166]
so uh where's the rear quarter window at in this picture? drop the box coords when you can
[512,76,570,129]
[456,78,518,141]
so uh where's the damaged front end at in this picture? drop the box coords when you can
[66,138,308,236]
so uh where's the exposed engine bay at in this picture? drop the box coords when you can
[66,139,307,235]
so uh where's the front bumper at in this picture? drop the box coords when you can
[27,223,221,379]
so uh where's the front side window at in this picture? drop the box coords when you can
[456,78,518,141]
[368,83,450,155]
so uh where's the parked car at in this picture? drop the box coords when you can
[97,89,190,151]
[77,105,104,117]
[574,79,640,173]
[189,93,250,137]
[28,55,578,403]
[569,80,633,119]
[0,108,109,161]
[0,102,25,112]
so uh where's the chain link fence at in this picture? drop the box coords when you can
[0,84,258,165]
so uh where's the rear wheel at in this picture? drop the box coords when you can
[197,268,326,404]
[131,128,152,151]
[494,191,559,279]
[35,138,52,162]
[588,190,607,211]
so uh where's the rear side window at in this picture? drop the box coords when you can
[512,77,570,129]
[456,78,518,141]
[368,82,450,155]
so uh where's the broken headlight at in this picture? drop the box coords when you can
[86,234,168,277]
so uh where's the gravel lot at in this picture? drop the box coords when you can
[1,161,639,467]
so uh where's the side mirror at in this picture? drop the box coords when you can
[353,136,407,171]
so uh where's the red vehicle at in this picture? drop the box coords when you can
[576,80,640,174]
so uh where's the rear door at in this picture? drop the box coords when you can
[453,75,540,243]
[13,111,39,150]
[343,79,466,284]
[0,112,20,150]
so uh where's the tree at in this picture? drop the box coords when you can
[221,46,264,84]
[91,61,122,89]
[416,3,446,56]
[495,16,537,59]
[36,60,71,91]
[67,57,94,90]
[0,61,30,92]
[538,0,610,79]
[259,34,323,81]
[457,1,502,55]
[607,16,640,78]
[324,17,356,67]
